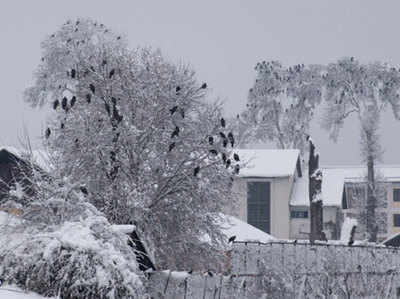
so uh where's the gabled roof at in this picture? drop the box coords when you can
[291,165,400,207]
[236,149,301,178]
[0,146,49,170]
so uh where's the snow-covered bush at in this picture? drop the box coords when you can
[0,192,147,298]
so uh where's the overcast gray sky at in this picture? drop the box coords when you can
[1,0,400,165]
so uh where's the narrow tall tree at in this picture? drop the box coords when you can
[322,57,400,242]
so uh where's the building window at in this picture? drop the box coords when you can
[393,214,400,227]
[394,189,400,202]
[291,211,308,218]
[247,181,270,233]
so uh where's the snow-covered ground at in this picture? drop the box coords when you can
[0,285,52,299]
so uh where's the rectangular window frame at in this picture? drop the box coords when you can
[393,214,400,227]
[247,180,271,234]
[394,188,400,202]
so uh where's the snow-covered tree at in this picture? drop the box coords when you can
[24,18,239,270]
[242,61,323,153]
[322,57,400,242]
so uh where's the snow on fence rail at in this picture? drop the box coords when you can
[231,241,400,274]
[147,271,400,298]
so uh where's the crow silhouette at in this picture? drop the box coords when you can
[53,99,59,110]
[222,153,227,163]
[208,136,214,145]
[86,94,91,103]
[170,106,178,115]
[176,86,181,93]
[89,84,95,94]
[226,159,231,168]
[80,186,88,196]
[234,164,240,174]
[62,97,68,110]
[45,128,51,139]
[171,126,180,138]
[117,36,121,40]
[70,96,76,107]
[206,270,213,277]
[104,102,111,115]
[228,132,235,147]
[219,132,226,139]
[71,69,76,79]
[168,142,176,152]
[102,59,107,66]
[233,153,240,161]
[228,235,236,243]
[109,69,115,79]
[222,139,228,148]
[209,149,218,155]
[201,83,207,89]
[194,166,200,177]
[60,123,65,129]
[179,108,185,118]
[220,117,226,128]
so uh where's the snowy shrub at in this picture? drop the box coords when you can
[0,197,147,298]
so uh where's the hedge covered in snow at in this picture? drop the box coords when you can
[0,199,147,298]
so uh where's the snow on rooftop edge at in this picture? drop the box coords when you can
[236,149,300,178]
[219,214,275,243]
[0,146,49,170]
[291,165,400,207]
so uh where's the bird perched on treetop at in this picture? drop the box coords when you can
[53,99,59,110]
[194,166,200,177]
[220,117,226,128]
[233,153,240,161]
[228,132,235,147]
[201,83,207,89]
[71,69,76,79]
[45,128,51,139]
[171,126,180,138]
[86,94,91,103]
[70,96,76,107]
[228,235,236,243]
[89,84,95,94]
[208,136,214,145]
[109,69,115,79]
[62,97,68,111]
[170,106,178,115]
[168,142,175,152]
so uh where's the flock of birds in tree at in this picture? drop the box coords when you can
[167,83,240,178]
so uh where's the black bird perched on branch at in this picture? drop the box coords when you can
[228,132,235,147]
[234,164,240,174]
[219,132,226,139]
[104,102,111,115]
[70,96,76,107]
[89,84,95,94]
[222,139,228,148]
[226,159,231,168]
[53,99,59,110]
[80,186,88,196]
[109,69,115,79]
[60,123,65,129]
[206,270,213,277]
[168,142,175,152]
[220,117,226,128]
[201,83,207,89]
[71,69,76,79]
[222,153,227,163]
[176,86,181,93]
[228,235,236,243]
[208,136,214,145]
[233,153,240,161]
[86,94,91,103]
[62,97,68,111]
[102,59,107,66]
[209,149,218,155]
[171,126,180,138]
[194,166,200,177]
[170,105,178,115]
[179,108,185,118]
[45,128,51,139]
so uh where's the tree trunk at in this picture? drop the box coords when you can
[366,155,377,242]
[309,138,323,243]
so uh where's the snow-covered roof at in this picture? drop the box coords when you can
[0,146,49,170]
[219,214,275,243]
[291,165,400,207]
[236,149,300,178]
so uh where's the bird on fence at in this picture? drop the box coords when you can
[228,235,236,243]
